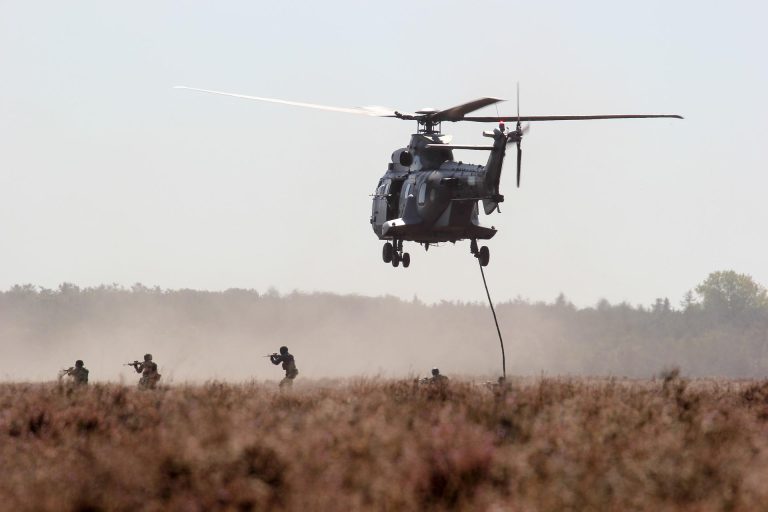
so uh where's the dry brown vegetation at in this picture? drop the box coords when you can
[3,377,768,511]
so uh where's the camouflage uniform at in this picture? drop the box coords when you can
[63,360,89,385]
[270,346,299,389]
[133,354,161,389]
[427,368,448,384]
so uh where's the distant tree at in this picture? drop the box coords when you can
[554,293,574,310]
[680,290,700,312]
[695,271,768,319]
[58,283,80,295]
[651,298,672,314]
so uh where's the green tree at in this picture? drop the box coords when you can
[695,271,768,319]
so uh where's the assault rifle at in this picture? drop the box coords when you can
[57,367,74,380]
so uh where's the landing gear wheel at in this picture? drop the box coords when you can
[382,242,393,263]
[479,246,490,267]
[402,252,410,268]
[392,252,400,267]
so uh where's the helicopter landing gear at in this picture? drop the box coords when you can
[382,242,393,263]
[470,239,490,267]
[385,239,410,268]
[478,246,490,267]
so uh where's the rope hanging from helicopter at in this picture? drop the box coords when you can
[478,259,506,379]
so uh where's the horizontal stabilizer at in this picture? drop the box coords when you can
[425,144,494,151]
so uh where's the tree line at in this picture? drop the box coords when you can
[1,271,766,380]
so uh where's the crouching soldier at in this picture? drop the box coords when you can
[60,360,89,385]
[420,367,449,385]
[269,346,299,389]
[128,353,161,389]
[430,367,448,383]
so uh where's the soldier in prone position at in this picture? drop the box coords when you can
[269,346,299,389]
[128,353,162,389]
[61,359,89,385]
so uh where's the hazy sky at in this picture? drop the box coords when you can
[1,1,766,307]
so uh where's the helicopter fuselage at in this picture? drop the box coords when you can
[370,130,508,245]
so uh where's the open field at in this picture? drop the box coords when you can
[2,377,768,511]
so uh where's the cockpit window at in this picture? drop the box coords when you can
[376,181,390,196]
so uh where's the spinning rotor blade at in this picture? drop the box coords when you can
[463,113,683,122]
[515,84,522,187]
[174,86,405,117]
[430,97,505,122]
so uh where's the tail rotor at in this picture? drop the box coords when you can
[514,83,524,188]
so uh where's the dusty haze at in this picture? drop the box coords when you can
[2,271,767,382]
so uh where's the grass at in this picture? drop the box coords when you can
[1,376,768,511]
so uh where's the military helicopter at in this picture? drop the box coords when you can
[176,86,681,268]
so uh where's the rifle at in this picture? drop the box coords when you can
[123,361,141,367]
[263,353,278,358]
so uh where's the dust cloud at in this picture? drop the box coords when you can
[2,276,767,382]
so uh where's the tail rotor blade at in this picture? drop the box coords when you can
[516,142,522,188]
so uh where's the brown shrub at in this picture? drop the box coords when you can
[1,378,767,511]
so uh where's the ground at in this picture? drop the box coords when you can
[1,376,768,511]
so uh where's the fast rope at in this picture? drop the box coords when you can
[478,260,506,379]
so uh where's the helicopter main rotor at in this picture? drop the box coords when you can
[176,85,683,185]
[175,85,681,128]
[174,86,511,134]
[176,85,682,186]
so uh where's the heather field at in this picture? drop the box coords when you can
[2,377,768,511]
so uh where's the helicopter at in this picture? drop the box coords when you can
[176,86,681,268]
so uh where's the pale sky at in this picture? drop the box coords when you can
[1,1,766,307]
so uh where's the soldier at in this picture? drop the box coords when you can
[418,367,449,385]
[61,360,89,385]
[429,367,448,383]
[128,353,162,389]
[269,346,299,389]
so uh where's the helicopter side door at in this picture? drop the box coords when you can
[371,179,389,233]
[386,178,405,220]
